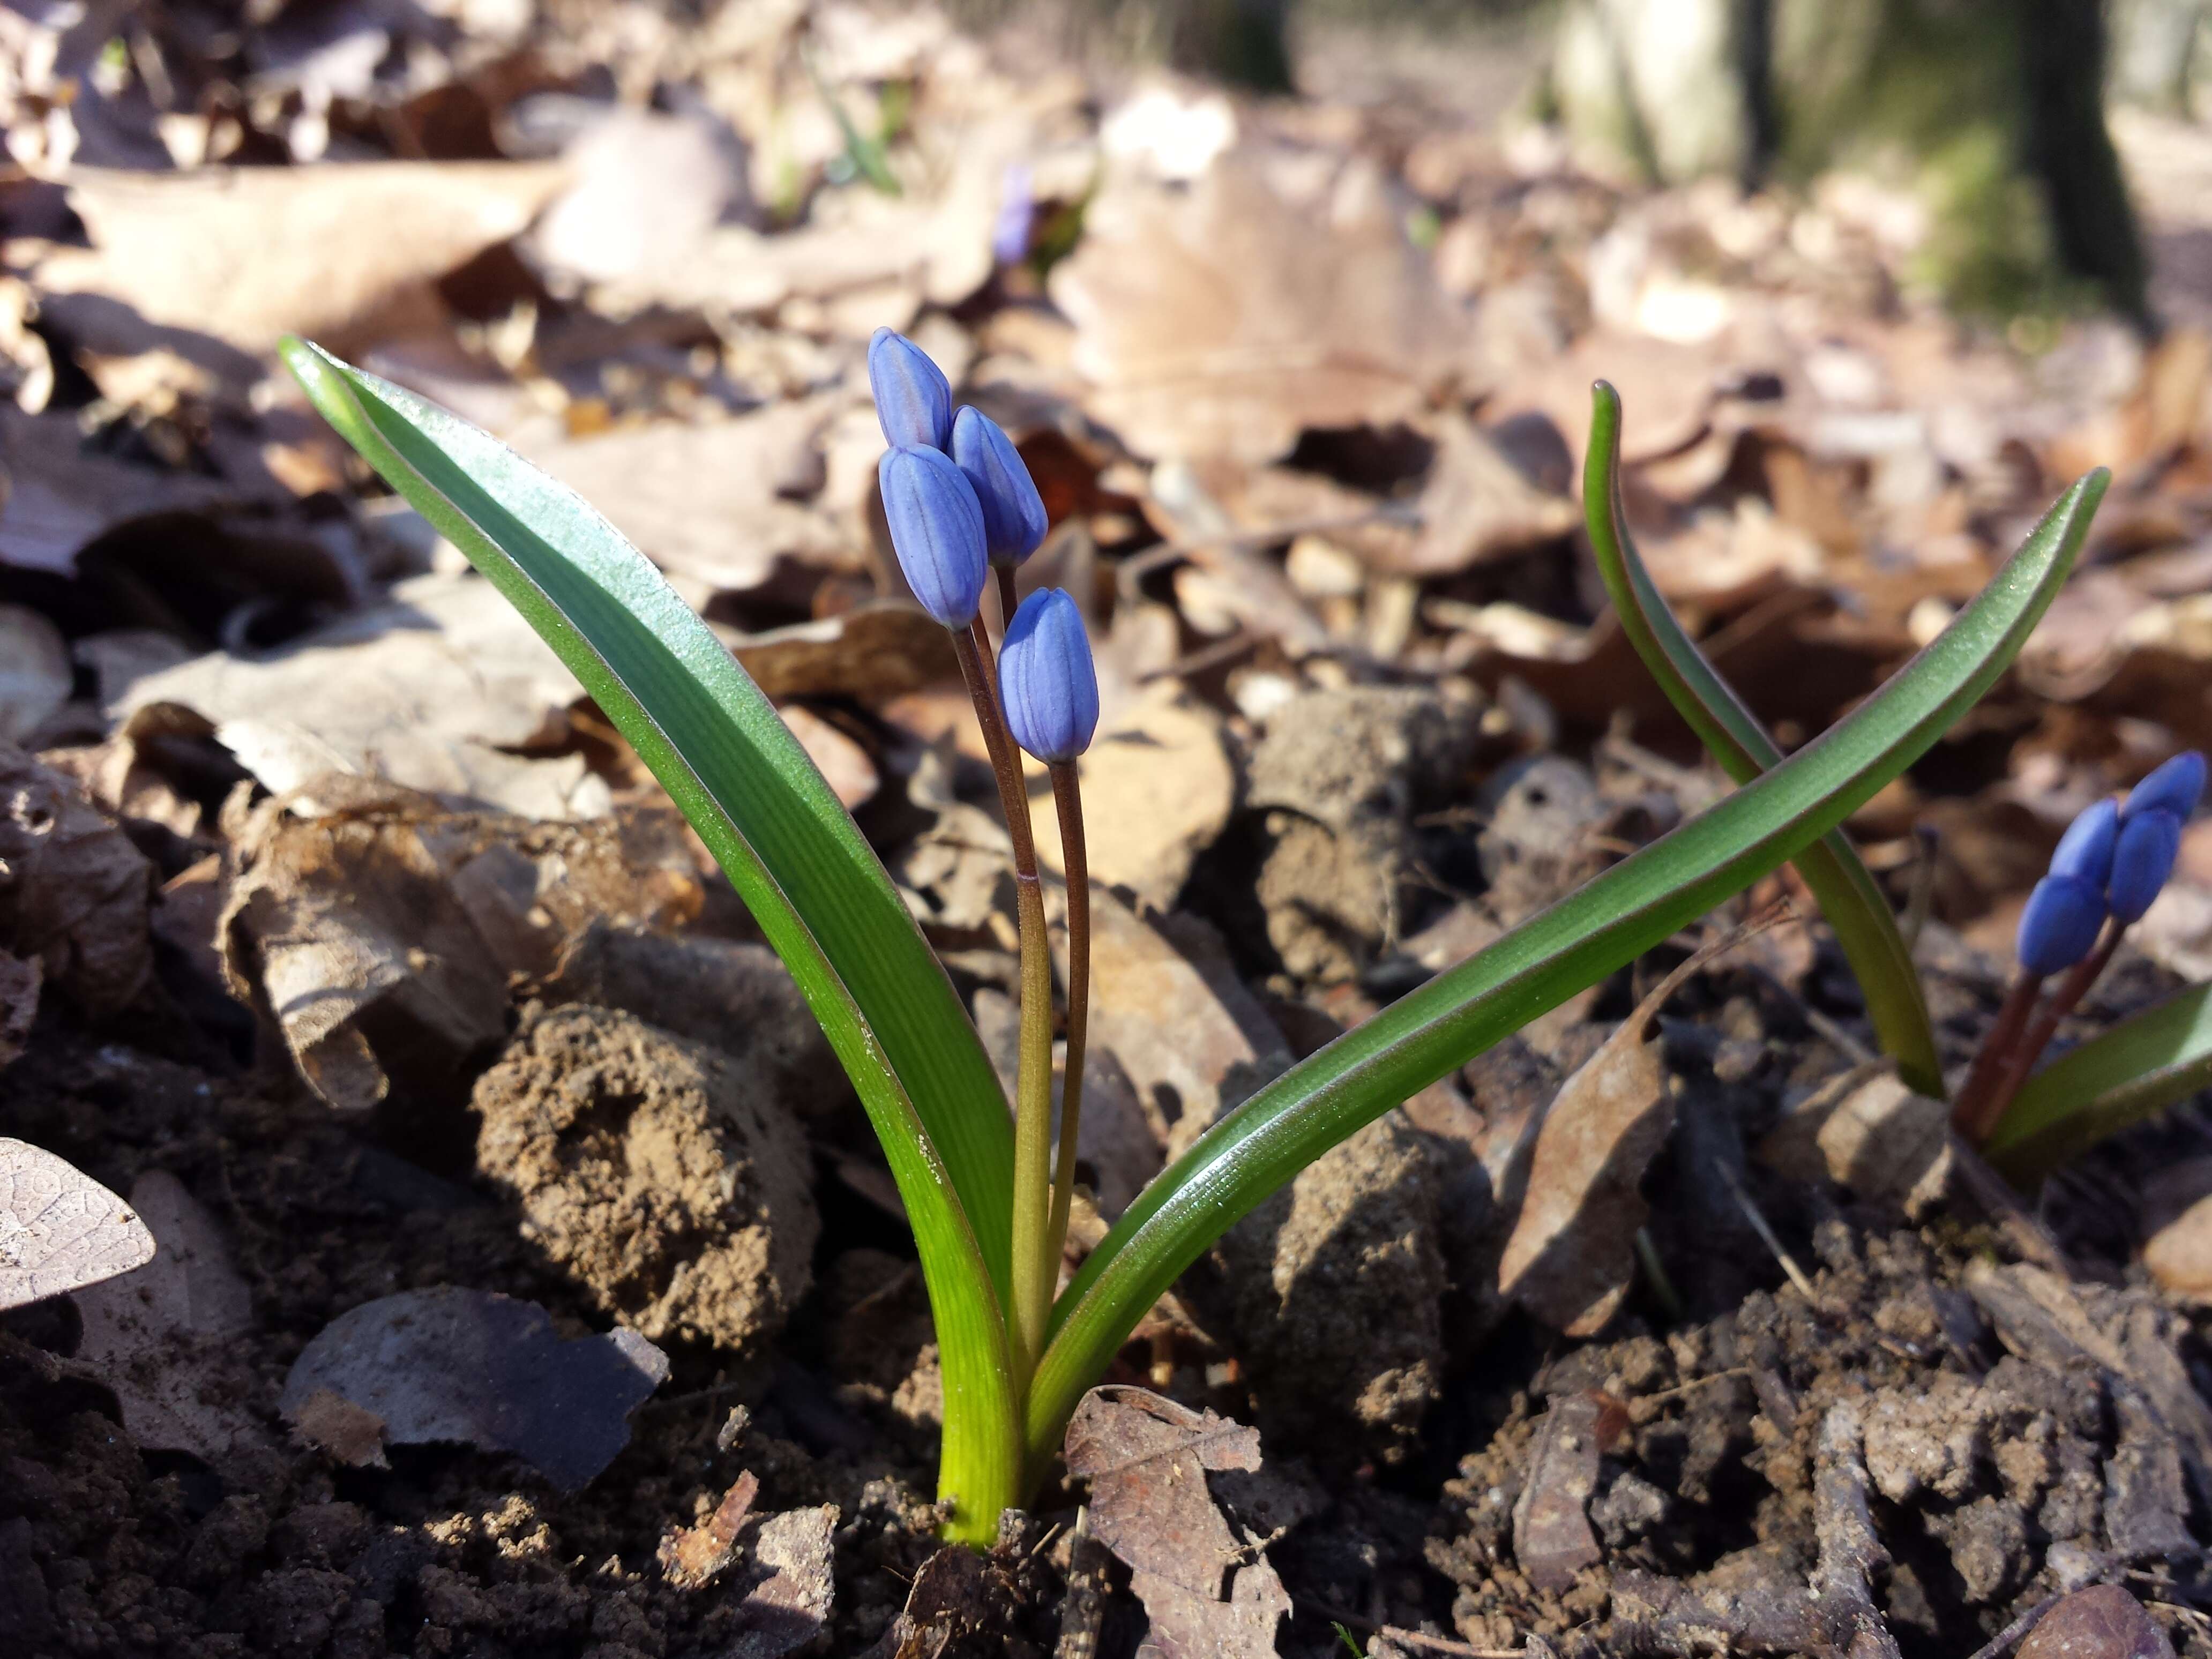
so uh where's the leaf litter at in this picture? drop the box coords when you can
[1,0,2211,1654]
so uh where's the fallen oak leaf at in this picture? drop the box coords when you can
[279,1286,669,1490]
[0,1139,154,1311]
[1063,1384,1298,1659]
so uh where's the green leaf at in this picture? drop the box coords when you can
[1984,981,2212,1182]
[1584,381,1945,1097]
[1027,467,2106,1475]
[281,339,1019,1540]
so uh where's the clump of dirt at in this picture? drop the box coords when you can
[1213,1114,1451,1467]
[472,1002,819,1353]
[1426,1221,2209,1657]
[1240,684,1482,983]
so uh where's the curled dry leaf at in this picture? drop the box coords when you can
[0,742,156,1017]
[278,1286,669,1490]
[124,573,607,822]
[219,779,704,1114]
[1498,934,1750,1335]
[1063,1385,1306,1659]
[1052,152,1476,464]
[69,1169,268,1462]
[0,1138,154,1311]
[2142,1159,2212,1304]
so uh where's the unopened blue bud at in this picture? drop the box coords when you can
[999,588,1098,764]
[2110,810,2182,923]
[2017,874,2106,975]
[879,446,987,627]
[992,162,1034,266]
[2122,750,2205,826]
[868,327,953,451]
[2048,797,2118,887]
[951,406,1049,568]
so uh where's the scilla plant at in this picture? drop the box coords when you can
[288,330,2109,1544]
[1583,382,2212,1185]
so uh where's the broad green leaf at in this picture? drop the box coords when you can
[1027,467,2105,1475]
[281,340,1019,1538]
[1985,981,2212,1182]
[1585,382,1944,1097]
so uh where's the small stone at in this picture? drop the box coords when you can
[2018,1585,2176,1659]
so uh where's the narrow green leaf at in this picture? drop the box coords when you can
[1585,381,1945,1097]
[1985,982,2212,1182]
[281,340,1019,1538]
[1028,468,2105,1475]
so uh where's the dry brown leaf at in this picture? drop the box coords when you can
[1512,1391,1610,1594]
[1078,891,1292,1158]
[1498,937,1743,1334]
[1063,1385,1296,1659]
[0,742,155,1016]
[1052,151,1476,462]
[219,780,704,1114]
[278,1286,668,1489]
[1026,682,1234,909]
[1400,409,1580,576]
[71,1170,266,1461]
[26,162,569,360]
[123,573,606,821]
[723,603,961,703]
[0,1138,154,1311]
[508,397,850,596]
[657,1469,760,1590]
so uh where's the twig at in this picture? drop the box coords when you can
[1054,1506,1109,1659]
[1962,1594,2061,1659]
[1713,1158,1819,1303]
[1812,1401,1904,1659]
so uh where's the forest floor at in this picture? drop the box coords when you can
[3,4,2212,1656]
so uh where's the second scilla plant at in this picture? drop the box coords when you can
[289,330,2114,1545]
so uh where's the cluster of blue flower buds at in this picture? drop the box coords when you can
[870,328,1097,764]
[2017,750,2206,974]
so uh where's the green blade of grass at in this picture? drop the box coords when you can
[1027,467,2105,1478]
[282,339,1019,1538]
[1585,380,1945,1097]
[1984,982,2212,1182]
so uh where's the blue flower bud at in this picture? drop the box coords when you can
[2048,797,2118,887]
[2109,809,2182,923]
[992,162,1034,267]
[868,327,953,451]
[951,406,1049,568]
[879,446,987,627]
[999,588,1098,764]
[2017,874,2106,975]
[2122,750,2205,827]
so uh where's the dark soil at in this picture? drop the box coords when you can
[4,878,2211,1658]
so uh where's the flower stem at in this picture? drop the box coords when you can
[1985,919,2121,1135]
[952,620,1055,1385]
[1952,970,2047,1142]
[995,565,1020,645]
[1047,761,1090,1268]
